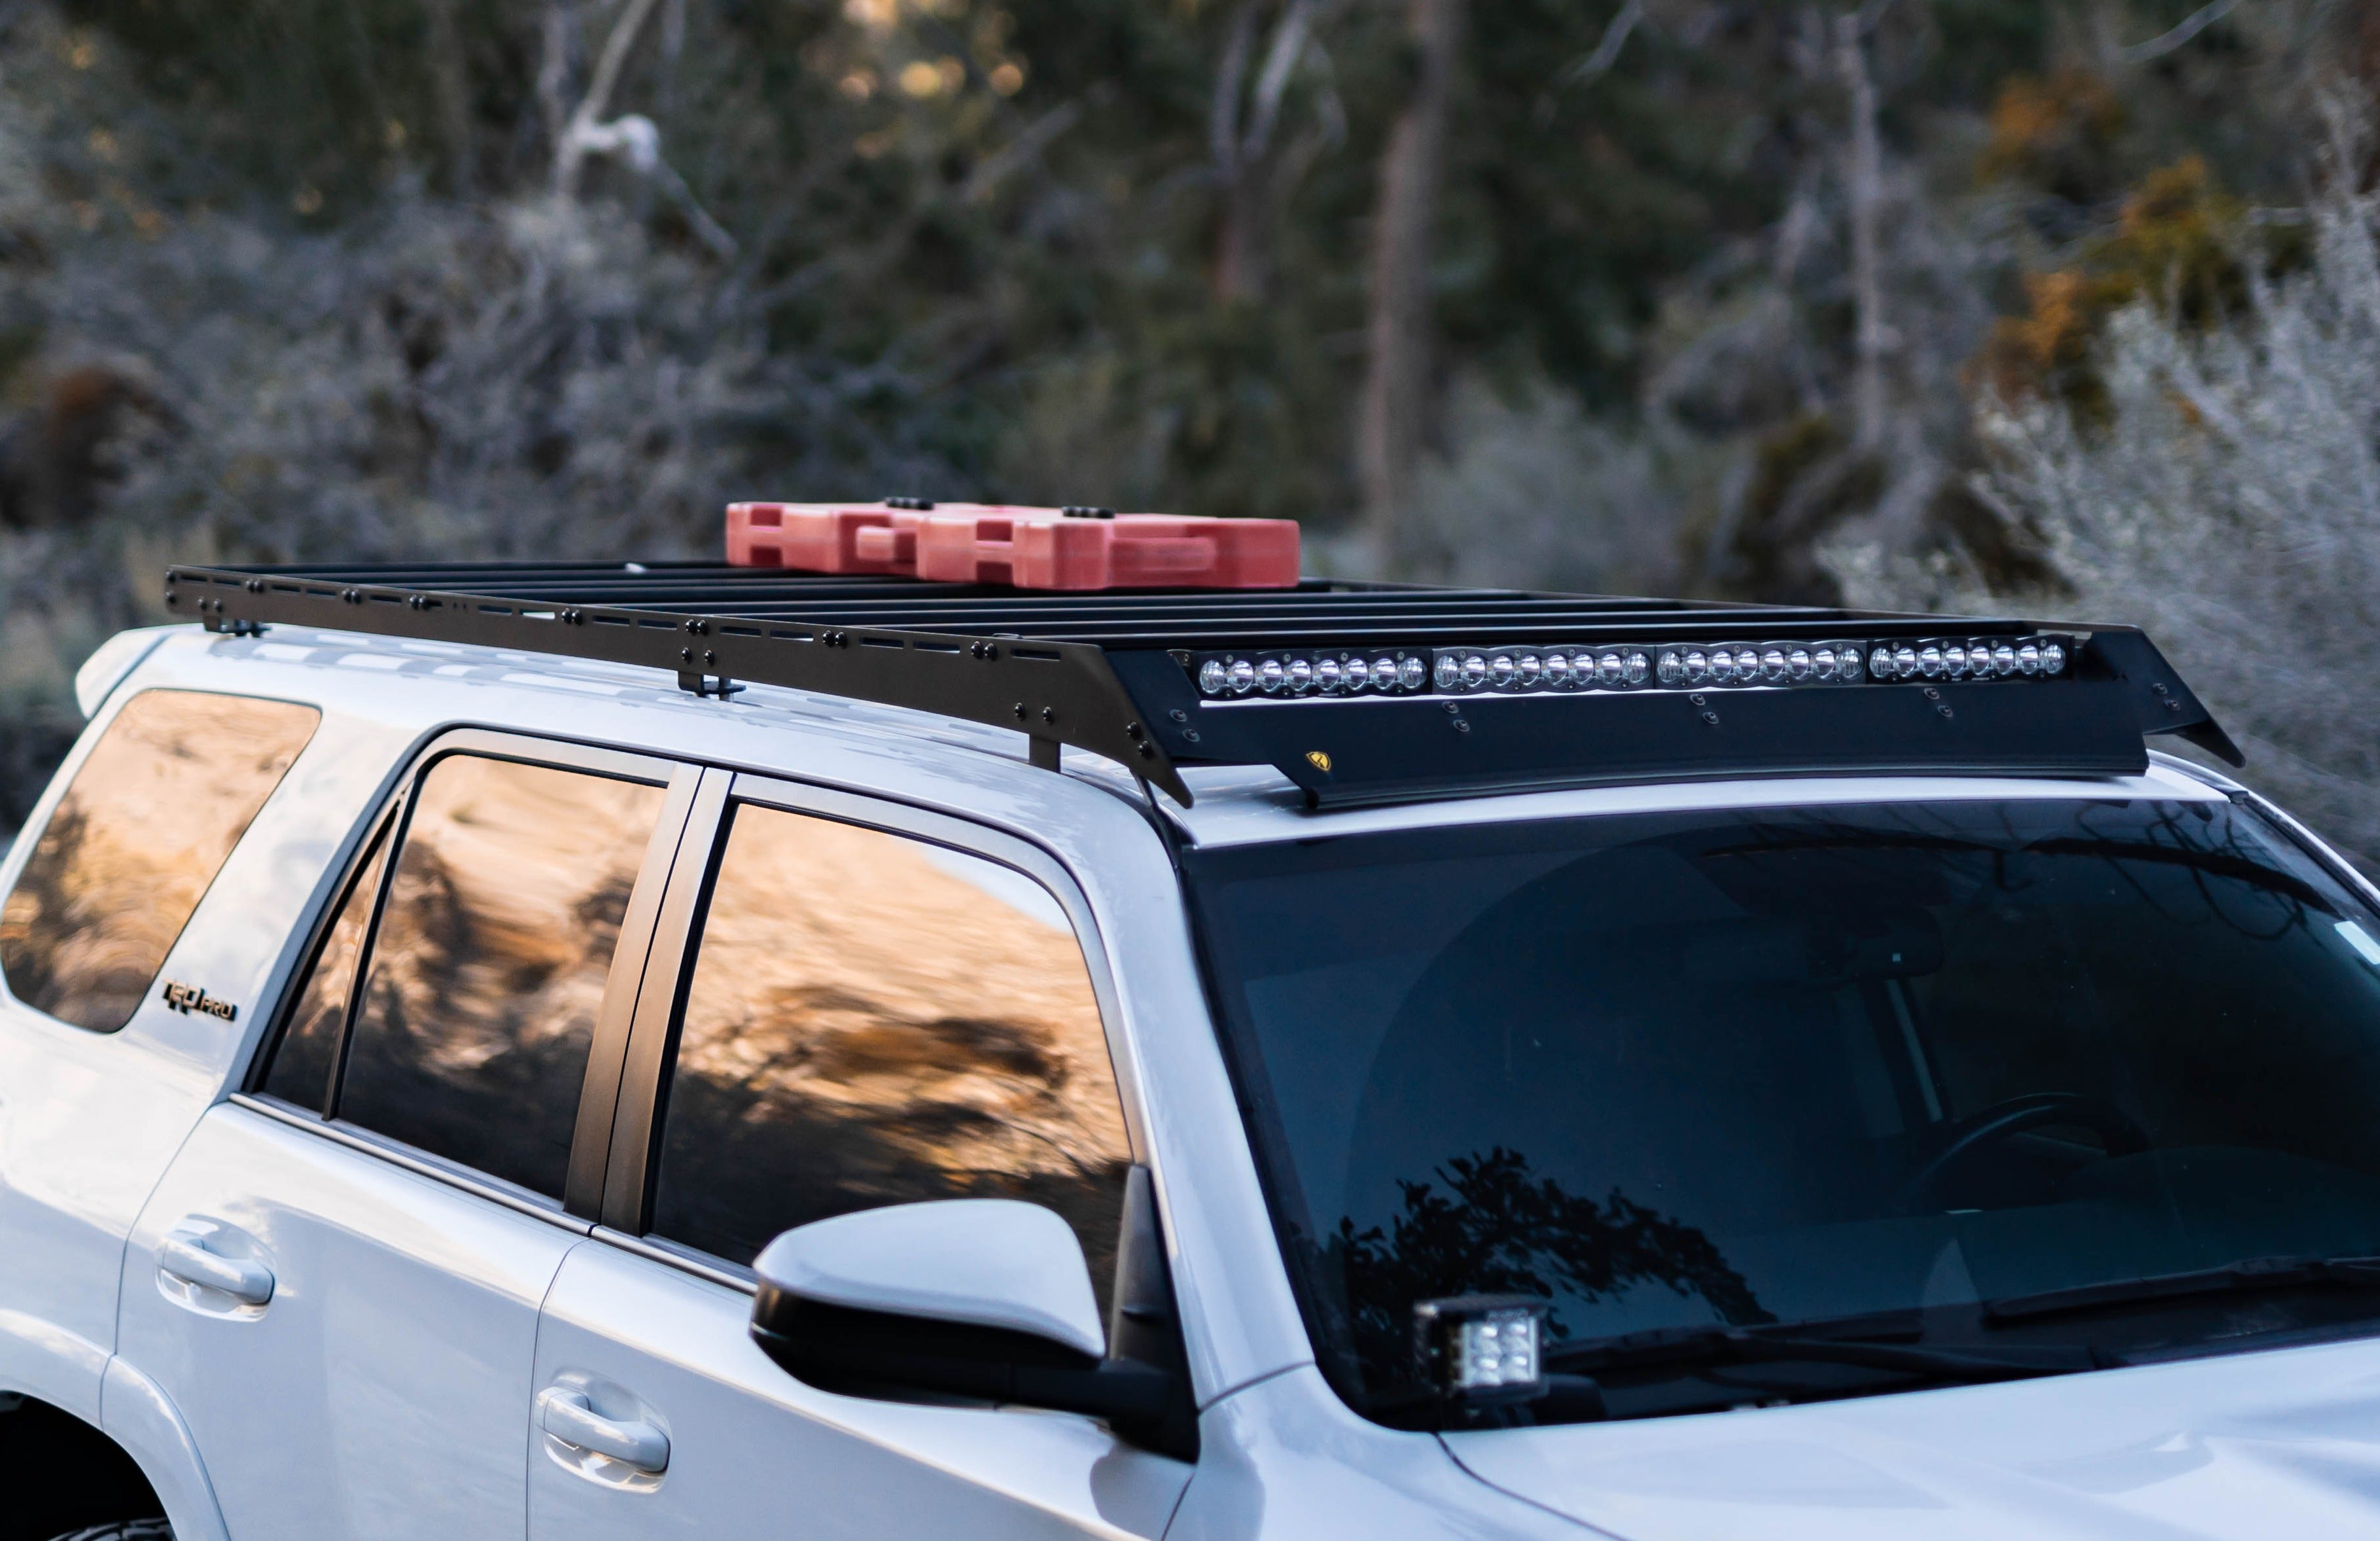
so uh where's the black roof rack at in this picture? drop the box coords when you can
[164,561,2241,809]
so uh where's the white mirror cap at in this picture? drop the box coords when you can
[755,1199,1106,1360]
[75,626,186,718]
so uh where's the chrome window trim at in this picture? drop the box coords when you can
[230,1091,595,1237]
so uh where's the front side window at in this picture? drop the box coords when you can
[1187,798,2380,1426]
[0,690,318,1032]
[648,804,1132,1292]
[332,755,667,1198]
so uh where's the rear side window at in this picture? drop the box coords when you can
[259,819,391,1112]
[0,690,318,1032]
[332,754,668,1199]
[648,804,1132,1286]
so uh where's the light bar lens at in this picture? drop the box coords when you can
[1193,648,1437,698]
[1868,635,2068,682]
[1187,635,2077,699]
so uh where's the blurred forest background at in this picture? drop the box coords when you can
[0,0,2376,862]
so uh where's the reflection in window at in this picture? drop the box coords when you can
[0,690,319,1032]
[338,756,665,1199]
[650,806,1130,1294]
[261,822,391,1112]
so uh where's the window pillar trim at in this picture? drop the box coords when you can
[600,767,732,1233]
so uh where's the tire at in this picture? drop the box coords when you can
[42,1523,172,1541]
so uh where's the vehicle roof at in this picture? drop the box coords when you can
[108,626,2235,853]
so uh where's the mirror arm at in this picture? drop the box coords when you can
[1104,1165,1200,1459]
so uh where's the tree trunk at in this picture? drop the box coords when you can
[423,0,474,197]
[1833,10,1887,454]
[1212,0,1313,306]
[1356,0,1461,573]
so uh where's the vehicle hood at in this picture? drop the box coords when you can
[1441,1335,2380,1539]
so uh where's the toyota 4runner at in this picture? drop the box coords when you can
[3,556,2379,1540]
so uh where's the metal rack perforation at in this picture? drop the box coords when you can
[164,562,2241,811]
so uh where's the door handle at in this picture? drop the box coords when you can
[536,1386,669,1474]
[158,1228,274,1306]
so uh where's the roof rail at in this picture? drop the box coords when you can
[164,561,2240,809]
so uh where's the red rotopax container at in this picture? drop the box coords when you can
[726,501,1299,590]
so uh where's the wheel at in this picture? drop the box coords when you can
[41,1523,172,1541]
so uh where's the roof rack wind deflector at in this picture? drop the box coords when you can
[164,563,2241,809]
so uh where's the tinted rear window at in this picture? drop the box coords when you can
[0,690,318,1031]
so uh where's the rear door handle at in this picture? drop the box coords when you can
[158,1226,274,1306]
[536,1386,669,1474]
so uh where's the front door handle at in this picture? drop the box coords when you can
[536,1386,670,1474]
[158,1226,274,1306]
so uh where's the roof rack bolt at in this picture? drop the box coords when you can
[1041,707,1057,724]
[1125,722,1144,741]
[704,650,717,666]
[1060,505,1115,520]
[885,496,936,510]
[1013,703,1027,720]
[246,578,264,593]
[686,619,709,637]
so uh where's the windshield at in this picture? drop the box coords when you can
[1183,796,2380,1426]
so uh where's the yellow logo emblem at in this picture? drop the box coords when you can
[1305,751,1333,773]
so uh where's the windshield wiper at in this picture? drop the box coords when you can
[1986,1255,2380,1323]
[1543,1322,2099,1381]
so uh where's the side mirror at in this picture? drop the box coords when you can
[750,1197,1195,1457]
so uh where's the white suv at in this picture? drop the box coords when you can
[5,561,2380,1540]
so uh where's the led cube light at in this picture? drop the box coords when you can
[1413,1295,1549,1403]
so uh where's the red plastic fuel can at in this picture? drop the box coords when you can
[726,501,1299,590]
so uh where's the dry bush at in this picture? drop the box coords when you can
[1829,151,2380,870]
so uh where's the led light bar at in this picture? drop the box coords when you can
[1865,635,2069,682]
[1189,634,2076,699]
[1190,648,1435,698]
